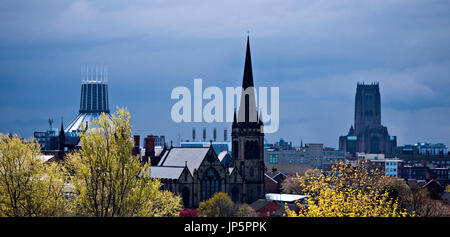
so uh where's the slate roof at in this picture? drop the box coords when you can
[147,166,185,179]
[264,173,278,184]
[217,150,228,162]
[158,147,210,174]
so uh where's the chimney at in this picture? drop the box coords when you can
[132,135,140,157]
[144,135,155,158]
[133,135,140,147]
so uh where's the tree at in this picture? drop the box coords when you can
[282,170,321,194]
[406,183,450,217]
[66,108,182,216]
[198,192,236,217]
[379,176,412,211]
[0,134,68,217]
[235,203,258,217]
[179,208,199,217]
[285,161,408,217]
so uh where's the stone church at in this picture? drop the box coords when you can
[148,37,265,208]
[339,82,397,156]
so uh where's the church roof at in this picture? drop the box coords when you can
[146,166,185,180]
[157,147,211,174]
[65,113,111,133]
[217,150,229,162]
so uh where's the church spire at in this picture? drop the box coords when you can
[59,119,65,151]
[258,109,263,125]
[232,108,237,128]
[242,36,254,90]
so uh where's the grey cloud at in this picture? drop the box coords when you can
[0,0,449,147]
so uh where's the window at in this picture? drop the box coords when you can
[201,168,220,201]
[269,154,279,164]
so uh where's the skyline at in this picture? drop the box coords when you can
[1,0,449,148]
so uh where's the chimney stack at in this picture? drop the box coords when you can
[133,135,140,147]
[144,135,155,159]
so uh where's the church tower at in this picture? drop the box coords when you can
[339,82,397,156]
[232,36,265,204]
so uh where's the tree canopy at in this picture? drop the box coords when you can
[285,161,408,217]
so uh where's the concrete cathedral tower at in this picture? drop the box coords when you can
[65,66,110,132]
[339,82,397,156]
[231,36,265,204]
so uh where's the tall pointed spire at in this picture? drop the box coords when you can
[232,108,237,128]
[59,119,65,151]
[237,36,258,124]
[242,36,254,89]
[258,109,263,125]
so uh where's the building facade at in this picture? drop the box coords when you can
[34,66,111,157]
[149,37,265,207]
[339,82,397,156]
[231,36,265,204]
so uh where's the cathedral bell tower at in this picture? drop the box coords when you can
[231,36,265,204]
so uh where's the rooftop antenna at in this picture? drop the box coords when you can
[100,66,103,82]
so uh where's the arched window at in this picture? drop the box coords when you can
[201,168,221,201]
[233,140,239,160]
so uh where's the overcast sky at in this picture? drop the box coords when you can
[0,0,449,148]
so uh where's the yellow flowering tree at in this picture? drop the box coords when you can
[198,192,236,217]
[0,134,68,217]
[285,161,408,217]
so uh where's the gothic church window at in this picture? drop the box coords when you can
[201,168,220,201]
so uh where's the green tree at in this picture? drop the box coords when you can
[379,176,412,211]
[198,192,236,217]
[0,134,68,217]
[235,203,258,217]
[66,108,182,217]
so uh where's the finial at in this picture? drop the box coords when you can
[209,140,213,147]
[170,140,173,148]
[185,161,187,167]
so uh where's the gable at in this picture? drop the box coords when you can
[196,148,226,178]
[158,147,210,173]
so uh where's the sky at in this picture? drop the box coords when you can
[0,0,449,148]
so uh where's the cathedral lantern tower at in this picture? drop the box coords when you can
[231,37,265,204]
[65,66,110,133]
